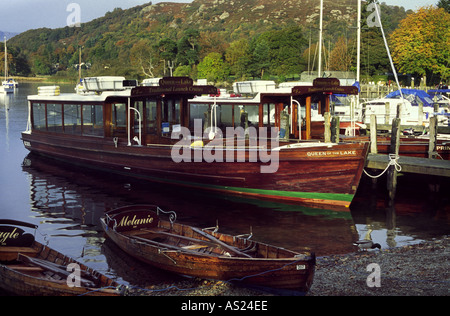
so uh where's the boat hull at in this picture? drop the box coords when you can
[22,132,369,210]
[22,133,368,209]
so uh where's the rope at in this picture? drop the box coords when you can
[364,154,402,179]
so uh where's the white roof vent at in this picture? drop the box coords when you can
[81,76,137,92]
[37,86,60,96]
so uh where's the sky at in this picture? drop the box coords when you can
[0,0,441,34]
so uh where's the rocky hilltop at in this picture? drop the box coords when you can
[141,0,357,32]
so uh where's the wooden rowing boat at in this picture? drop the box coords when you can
[101,205,316,293]
[0,219,121,296]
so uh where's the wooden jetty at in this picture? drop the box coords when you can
[322,111,449,206]
[362,114,449,206]
[365,115,450,178]
[366,154,450,178]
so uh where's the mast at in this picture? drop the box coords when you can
[356,0,361,87]
[4,36,7,81]
[318,0,324,77]
[356,0,361,131]
[78,46,82,83]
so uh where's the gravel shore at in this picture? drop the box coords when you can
[126,236,449,296]
[307,236,449,296]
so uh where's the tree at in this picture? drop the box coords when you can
[390,6,450,83]
[263,26,307,76]
[251,39,270,79]
[157,38,178,76]
[329,37,353,72]
[197,52,229,82]
[130,40,156,78]
[438,0,450,13]
[225,39,250,79]
[177,29,201,66]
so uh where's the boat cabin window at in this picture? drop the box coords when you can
[64,104,82,135]
[31,102,104,137]
[244,105,259,128]
[145,100,157,134]
[189,103,260,132]
[262,103,276,127]
[190,103,209,130]
[162,99,181,134]
[133,100,144,135]
[32,103,47,131]
[131,99,157,136]
[47,104,63,133]
[82,105,104,137]
[111,103,127,136]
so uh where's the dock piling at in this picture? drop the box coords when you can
[331,116,340,143]
[324,112,331,143]
[370,114,378,154]
[387,118,401,207]
[428,116,438,159]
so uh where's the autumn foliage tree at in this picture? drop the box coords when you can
[390,6,450,83]
[329,37,353,72]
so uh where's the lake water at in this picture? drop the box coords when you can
[0,83,448,287]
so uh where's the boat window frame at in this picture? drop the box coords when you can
[46,103,64,133]
[111,102,128,137]
[82,104,105,137]
[161,98,181,135]
[188,101,262,133]
[31,102,47,131]
[30,101,105,137]
[63,104,82,135]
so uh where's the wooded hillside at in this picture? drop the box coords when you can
[2,0,413,83]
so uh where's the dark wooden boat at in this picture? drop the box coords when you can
[101,205,316,293]
[342,135,450,160]
[21,76,369,210]
[0,220,121,296]
[376,137,450,160]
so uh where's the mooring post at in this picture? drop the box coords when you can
[331,116,340,143]
[324,112,331,143]
[418,100,424,126]
[385,102,390,124]
[387,118,401,207]
[370,114,378,154]
[428,116,437,159]
[427,116,440,199]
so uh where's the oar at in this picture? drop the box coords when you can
[190,227,252,258]
[18,253,97,288]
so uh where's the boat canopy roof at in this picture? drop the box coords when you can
[385,89,434,107]
[28,77,217,102]
[28,90,132,102]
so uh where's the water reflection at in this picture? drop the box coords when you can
[22,153,359,256]
[0,94,12,152]
[351,175,449,249]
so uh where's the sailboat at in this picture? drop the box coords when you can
[1,36,16,94]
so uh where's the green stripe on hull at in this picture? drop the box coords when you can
[137,173,354,204]
[217,185,354,203]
